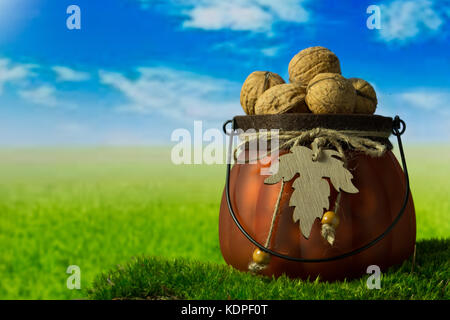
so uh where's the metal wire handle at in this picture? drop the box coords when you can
[223,116,409,263]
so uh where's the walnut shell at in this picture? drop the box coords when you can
[288,46,341,87]
[240,71,285,115]
[305,73,356,114]
[254,83,309,115]
[349,78,377,114]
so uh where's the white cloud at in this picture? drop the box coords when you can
[52,66,90,82]
[211,41,285,59]
[99,67,242,121]
[376,87,450,141]
[260,46,282,57]
[18,85,59,107]
[184,2,271,31]
[397,90,450,112]
[378,0,447,43]
[0,58,35,94]
[169,0,309,32]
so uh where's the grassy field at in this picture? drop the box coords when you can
[89,239,449,300]
[0,146,449,300]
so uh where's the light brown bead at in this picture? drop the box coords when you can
[252,248,271,265]
[321,211,340,228]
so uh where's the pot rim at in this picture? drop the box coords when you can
[233,114,393,134]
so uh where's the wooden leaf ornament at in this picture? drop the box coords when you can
[264,146,359,238]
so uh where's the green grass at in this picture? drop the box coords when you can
[89,239,449,300]
[0,146,449,299]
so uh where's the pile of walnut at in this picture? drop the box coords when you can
[240,46,377,115]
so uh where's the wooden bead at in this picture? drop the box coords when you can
[321,211,340,228]
[252,248,271,265]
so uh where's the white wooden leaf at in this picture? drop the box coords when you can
[264,146,359,239]
[321,150,359,194]
[264,152,298,184]
[291,178,329,238]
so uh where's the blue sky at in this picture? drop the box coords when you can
[0,0,449,145]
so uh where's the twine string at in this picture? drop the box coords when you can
[264,180,285,248]
[321,192,342,245]
[249,180,285,273]
[234,128,389,163]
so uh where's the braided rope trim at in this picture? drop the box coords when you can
[234,128,390,163]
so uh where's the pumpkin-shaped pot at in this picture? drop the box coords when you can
[219,114,416,281]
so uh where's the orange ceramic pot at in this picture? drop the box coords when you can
[218,114,416,281]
